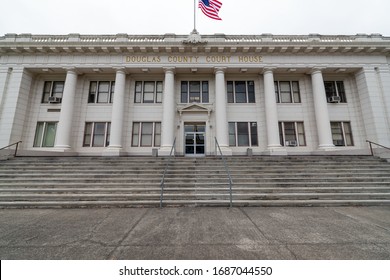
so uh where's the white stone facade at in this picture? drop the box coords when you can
[0,33,389,156]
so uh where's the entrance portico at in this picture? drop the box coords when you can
[177,103,213,156]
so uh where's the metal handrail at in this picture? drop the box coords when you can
[366,140,390,156]
[0,141,22,157]
[215,137,233,208]
[160,138,176,208]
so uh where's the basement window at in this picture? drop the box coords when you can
[331,122,354,146]
[279,122,306,147]
[33,122,58,147]
[83,122,111,147]
[132,122,161,147]
[229,122,258,147]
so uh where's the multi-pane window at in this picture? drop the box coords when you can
[83,122,111,147]
[135,81,163,103]
[181,81,209,103]
[279,122,306,146]
[33,122,57,147]
[331,122,353,146]
[229,122,258,147]
[274,81,301,103]
[132,122,161,147]
[227,81,255,103]
[88,81,115,103]
[324,81,347,103]
[41,81,64,103]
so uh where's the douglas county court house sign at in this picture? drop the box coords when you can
[125,55,263,64]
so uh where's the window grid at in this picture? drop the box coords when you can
[180,81,209,103]
[279,122,306,147]
[88,81,115,104]
[135,81,163,104]
[132,122,162,147]
[227,81,255,103]
[33,122,58,147]
[228,122,258,147]
[331,122,353,146]
[274,81,301,103]
[41,81,64,103]
[83,122,111,147]
[324,81,347,103]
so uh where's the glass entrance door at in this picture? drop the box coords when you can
[184,123,206,156]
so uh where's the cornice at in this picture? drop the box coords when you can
[1,33,389,55]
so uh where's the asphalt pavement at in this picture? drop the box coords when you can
[0,206,389,260]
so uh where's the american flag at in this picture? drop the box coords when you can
[198,0,223,21]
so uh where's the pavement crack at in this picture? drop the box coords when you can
[238,207,270,241]
[285,244,299,260]
[331,208,390,233]
[89,211,112,235]
[107,208,150,259]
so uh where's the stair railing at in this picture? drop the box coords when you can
[215,137,233,208]
[366,140,390,156]
[160,137,176,208]
[0,141,22,158]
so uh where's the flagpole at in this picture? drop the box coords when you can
[193,0,197,32]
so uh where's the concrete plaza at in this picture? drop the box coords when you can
[0,206,389,260]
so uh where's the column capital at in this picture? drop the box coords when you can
[113,67,127,74]
[309,67,326,75]
[262,67,277,75]
[214,67,227,74]
[163,67,176,74]
[63,67,80,75]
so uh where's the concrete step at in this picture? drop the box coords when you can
[0,155,389,208]
[1,186,389,194]
[1,199,390,209]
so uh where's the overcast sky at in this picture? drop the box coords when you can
[1,0,390,36]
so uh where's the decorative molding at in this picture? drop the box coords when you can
[1,33,389,55]
[177,103,213,122]
[182,30,208,45]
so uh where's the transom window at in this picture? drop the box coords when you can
[181,81,209,103]
[324,81,347,103]
[274,81,301,103]
[229,122,258,147]
[83,122,111,147]
[135,81,163,103]
[88,81,115,103]
[227,81,255,103]
[132,122,161,147]
[42,81,64,103]
[279,122,306,147]
[33,122,58,147]
[331,122,353,146]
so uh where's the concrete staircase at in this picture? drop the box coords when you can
[0,156,390,208]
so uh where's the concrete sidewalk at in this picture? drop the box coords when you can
[0,207,389,260]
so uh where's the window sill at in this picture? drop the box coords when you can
[133,103,163,105]
[277,103,302,105]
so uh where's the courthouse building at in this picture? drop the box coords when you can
[0,32,390,156]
